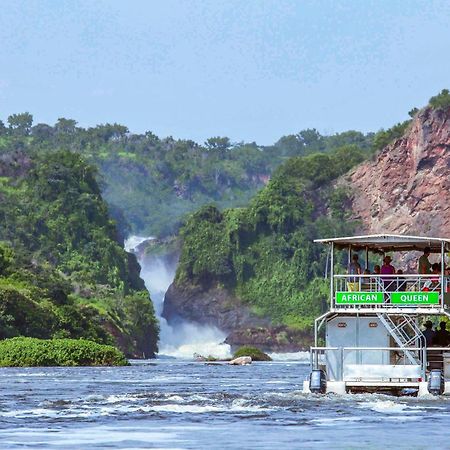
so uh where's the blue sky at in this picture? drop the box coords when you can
[1,0,449,144]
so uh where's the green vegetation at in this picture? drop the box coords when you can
[429,89,450,110]
[0,151,158,357]
[371,120,411,154]
[0,337,128,367]
[233,346,272,361]
[176,147,362,332]
[0,114,374,236]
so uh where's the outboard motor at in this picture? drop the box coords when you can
[309,369,327,394]
[428,369,445,396]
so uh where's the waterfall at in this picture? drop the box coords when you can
[125,236,231,359]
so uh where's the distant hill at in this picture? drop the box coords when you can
[0,116,373,237]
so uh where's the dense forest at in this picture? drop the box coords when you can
[175,148,364,331]
[0,115,377,236]
[0,150,158,357]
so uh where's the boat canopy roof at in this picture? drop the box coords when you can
[314,234,450,253]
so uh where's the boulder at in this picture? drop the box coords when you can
[229,356,252,365]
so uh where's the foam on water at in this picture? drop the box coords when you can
[268,351,310,362]
[358,400,426,414]
[311,416,363,426]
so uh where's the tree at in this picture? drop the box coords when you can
[7,112,33,136]
[297,128,325,153]
[88,123,129,142]
[274,135,303,156]
[55,118,78,134]
[0,243,13,275]
[31,123,55,140]
[205,136,231,152]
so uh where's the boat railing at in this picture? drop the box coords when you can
[310,346,428,381]
[332,274,449,309]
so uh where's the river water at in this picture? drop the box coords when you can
[1,359,450,449]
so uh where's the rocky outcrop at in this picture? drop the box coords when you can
[344,106,450,236]
[225,326,311,352]
[229,356,252,365]
[163,283,310,352]
[163,283,270,331]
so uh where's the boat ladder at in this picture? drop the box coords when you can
[376,313,425,365]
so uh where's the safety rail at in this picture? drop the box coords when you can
[332,274,450,309]
[310,346,428,381]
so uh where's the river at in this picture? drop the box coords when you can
[1,359,450,449]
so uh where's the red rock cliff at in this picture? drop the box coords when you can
[344,106,450,236]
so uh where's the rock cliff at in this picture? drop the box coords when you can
[163,283,310,352]
[344,106,450,236]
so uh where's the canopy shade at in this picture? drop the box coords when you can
[314,234,450,253]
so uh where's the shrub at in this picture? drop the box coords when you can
[429,89,450,110]
[233,346,272,361]
[0,337,129,367]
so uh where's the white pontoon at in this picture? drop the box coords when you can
[303,234,450,396]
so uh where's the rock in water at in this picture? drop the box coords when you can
[229,356,252,365]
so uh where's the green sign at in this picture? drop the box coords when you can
[336,292,384,304]
[391,292,439,305]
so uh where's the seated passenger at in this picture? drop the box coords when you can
[431,263,441,281]
[446,267,450,293]
[361,269,371,290]
[434,322,450,347]
[422,320,436,347]
[396,269,407,291]
[424,263,442,292]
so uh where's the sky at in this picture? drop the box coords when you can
[0,0,449,145]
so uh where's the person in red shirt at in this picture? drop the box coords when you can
[381,255,396,292]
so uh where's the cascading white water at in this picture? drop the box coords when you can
[125,236,231,359]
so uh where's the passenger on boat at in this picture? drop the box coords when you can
[434,322,450,347]
[431,263,441,278]
[347,254,361,291]
[446,267,450,294]
[370,265,381,291]
[418,247,432,274]
[381,256,396,292]
[361,269,372,290]
[422,320,436,346]
[396,269,407,291]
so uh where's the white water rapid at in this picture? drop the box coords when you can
[125,236,231,360]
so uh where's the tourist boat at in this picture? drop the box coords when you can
[303,234,450,396]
